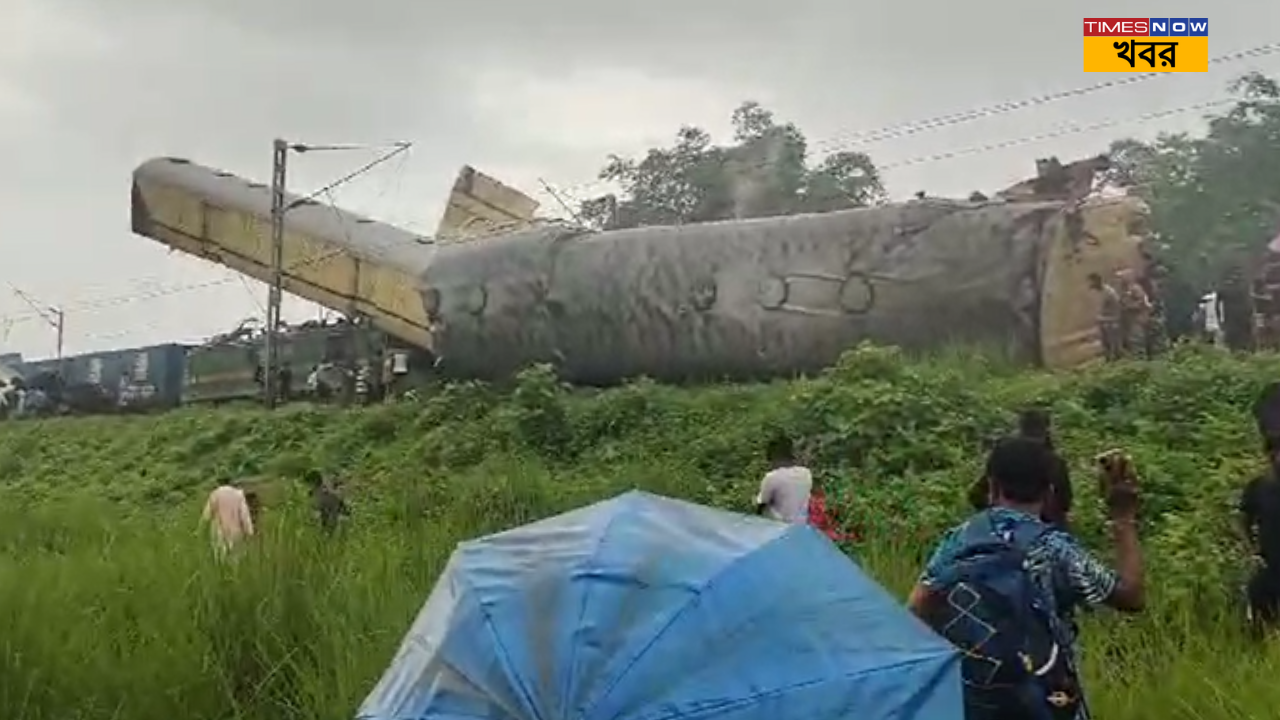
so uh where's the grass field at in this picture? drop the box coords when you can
[2,343,1280,719]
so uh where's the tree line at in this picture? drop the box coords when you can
[575,72,1280,339]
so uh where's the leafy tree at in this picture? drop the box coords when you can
[578,101,886,229]
[1107,72,1280,335]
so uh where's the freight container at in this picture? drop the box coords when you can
[26,343,187,410]
[183,321,386,404]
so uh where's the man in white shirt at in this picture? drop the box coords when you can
[1200,291,1224,345]
[201,482,256,560]
[755,435,813,524]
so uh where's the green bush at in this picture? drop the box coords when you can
[3,344,1280,719]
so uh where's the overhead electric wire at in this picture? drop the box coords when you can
[2,144,415,327]
[879,98,1236,170]
[555,40,1280,197]
[60,146,420,314]
[542,96,1243,212]
[290,142,401,152]
[0,85,1268,331]
[809,41,1280,154]
[287,142,412,210]
[361,148,415,229]
[238,275,266,315]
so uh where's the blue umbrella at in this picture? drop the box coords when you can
[357,490,962,720]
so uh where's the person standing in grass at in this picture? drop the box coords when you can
[754,435,813,525]
[304,469,350,536]
[1114,269,1152,359]
[201,481,256,561]
[1087,273,1122,361]
[1245,387,1280,633]
[909,437,1145,720]
[1240,435,1280,633]
[1017,409,1073,531]
[968,409,1073,531]
[1219,263,1255,352]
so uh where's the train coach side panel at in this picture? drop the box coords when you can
[25,343,187,407]
[421,200,1057,384]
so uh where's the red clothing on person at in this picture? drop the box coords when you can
[808,488,854,542]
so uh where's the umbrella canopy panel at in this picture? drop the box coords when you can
[357,491,961,720]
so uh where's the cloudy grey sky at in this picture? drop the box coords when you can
[1,0,1276,359]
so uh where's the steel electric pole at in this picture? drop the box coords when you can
[9,286,63,370]
[264,139,289,409]
[53,307,64,364]
[261,138,412,410]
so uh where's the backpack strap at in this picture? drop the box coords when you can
[929,512,1029,588]
[1001,521,1081,675]
[1005,516,1052,554]
[962,510,1049,557]
[929,511,1057,593]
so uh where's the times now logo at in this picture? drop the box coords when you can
[1083,17,1208,36]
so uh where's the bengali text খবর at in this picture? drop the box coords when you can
[1112,40,1178,69]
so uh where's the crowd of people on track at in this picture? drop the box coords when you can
[755,395,1280,720]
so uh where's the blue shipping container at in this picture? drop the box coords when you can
[25,343,188,409]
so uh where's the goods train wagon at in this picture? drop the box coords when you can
[183,321,397,404]
[25,343,187,409]
[132,157,1152,384]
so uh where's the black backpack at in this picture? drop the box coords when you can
[922,515,1082,720]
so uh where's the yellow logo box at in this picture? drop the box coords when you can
[1083,36,1207,73]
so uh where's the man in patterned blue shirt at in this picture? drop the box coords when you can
[908,437,1145,720]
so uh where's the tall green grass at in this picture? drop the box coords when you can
[4,345,1280,718]
[0,463,1278,720]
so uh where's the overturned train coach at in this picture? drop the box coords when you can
[131,157,1151,384]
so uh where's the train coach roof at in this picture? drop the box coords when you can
[133,157,441,277]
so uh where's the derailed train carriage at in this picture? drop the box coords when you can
[130,156,1152,384]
